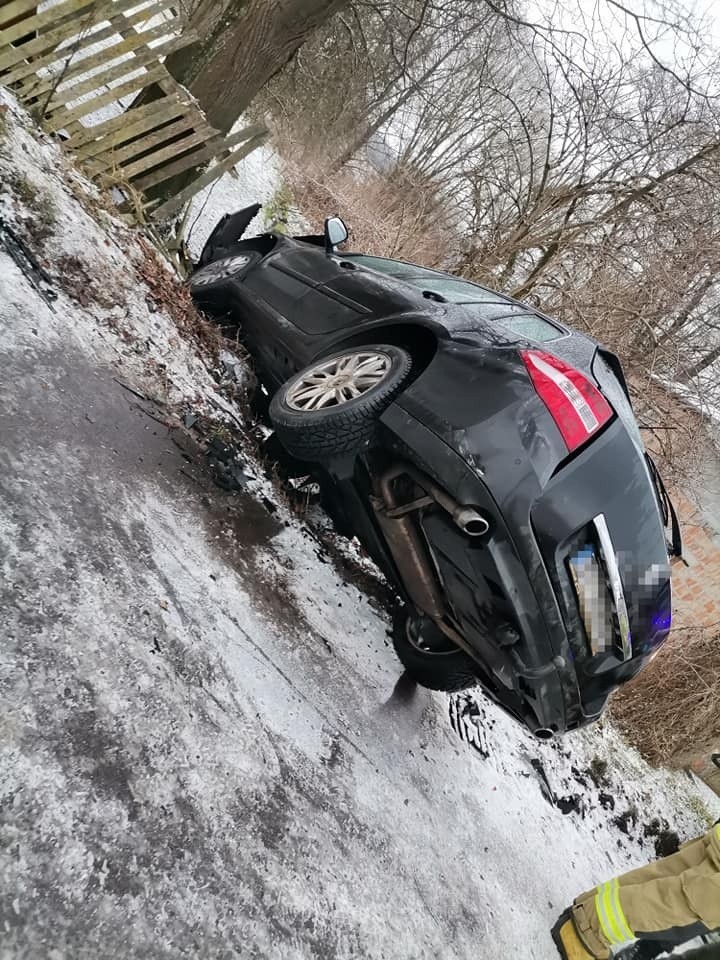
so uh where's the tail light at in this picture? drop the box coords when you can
[521,349,613,451]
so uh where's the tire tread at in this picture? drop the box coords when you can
[270,346,411,461]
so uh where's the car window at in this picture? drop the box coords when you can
[344,254,564,341]
[342,255,429,278]
[344,255,511,302]
[458,304,564,341]
[497,312,564,342]
[401,277,508,303]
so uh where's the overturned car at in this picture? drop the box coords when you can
[189,206,679,737]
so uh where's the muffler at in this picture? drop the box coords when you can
[370,499,445,620]
[371,462,490,621]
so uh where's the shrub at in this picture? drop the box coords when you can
[611,626,720,768]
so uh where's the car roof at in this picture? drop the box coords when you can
[341,252,570,341]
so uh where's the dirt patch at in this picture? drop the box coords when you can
[643,818,680,858]
[586,756,610,788]
[52,253,128,310]
[613,806,639,836]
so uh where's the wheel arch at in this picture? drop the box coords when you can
[316,323,440,381]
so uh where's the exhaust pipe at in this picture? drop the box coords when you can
[533,728,555,741]
[377,464,490,538]
[370,494,445,619]
[371,462,490,622]
[453,507,490,537]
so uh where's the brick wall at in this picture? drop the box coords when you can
[671,492,720,794]
[688,756,720,797]
[671,494,720,630]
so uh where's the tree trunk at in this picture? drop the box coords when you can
[166,0,349,135]
[682,340,720,381]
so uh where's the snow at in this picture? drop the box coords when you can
[1,91,719,959]
[183,135,283,258]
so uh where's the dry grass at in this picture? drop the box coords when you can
[134,236,228,358]
[611,625,720,768]
[7,171,59,243]
[283,161,455,268]
[630,379,712,490]
[54,253,128,310]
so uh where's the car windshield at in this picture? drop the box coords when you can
[344,254,565,342]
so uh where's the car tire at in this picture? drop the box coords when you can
[269,344,411,461]
[392,610,478,693]
[189,250,261,302]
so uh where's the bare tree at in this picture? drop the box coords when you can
[166,0,350,134]
[256,0,720,442]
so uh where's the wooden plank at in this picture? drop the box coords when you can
[43,62,167,131]
[119,127,209,179]
[133,129,265,199]
[130,124,266,198]
[18,18,183,99]
[1,0,118,46]
[0,0,115,71]
[1,0,160,48]
[60,84,182,141]
[217,122,267,152]
[2,0,176,84]
[89,114,204,171]
[73,97,187,155]
[150,132,268,222]
[0,0,44,28]
[44,30,196,110]
[132,140,214,191]
[29,0,169,51]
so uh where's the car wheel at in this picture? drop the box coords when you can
[189,251,261,299]
[269,344,411,461]
[392,610,478,693]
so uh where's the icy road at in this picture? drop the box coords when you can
[1,94,717,960]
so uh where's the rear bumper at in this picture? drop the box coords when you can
[530,421,672,712]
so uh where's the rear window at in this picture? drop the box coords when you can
[458,304,564,341]
[402,276,507,303]
[496,312,564,342]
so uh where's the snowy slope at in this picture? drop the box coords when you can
[1,92,718,960]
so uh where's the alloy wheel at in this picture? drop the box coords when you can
[285,351,391,411]
[191,255,252,286]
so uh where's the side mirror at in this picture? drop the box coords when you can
[324,216,348,254]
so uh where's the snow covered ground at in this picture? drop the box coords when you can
[1,93,719,959]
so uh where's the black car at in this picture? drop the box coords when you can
[189,207,679,737]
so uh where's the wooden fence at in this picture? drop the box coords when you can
[0,0,267,221]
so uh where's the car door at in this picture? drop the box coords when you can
[242,242,372,351]
[320,257,430,325]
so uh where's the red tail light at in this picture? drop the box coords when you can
[521,349,613,451]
